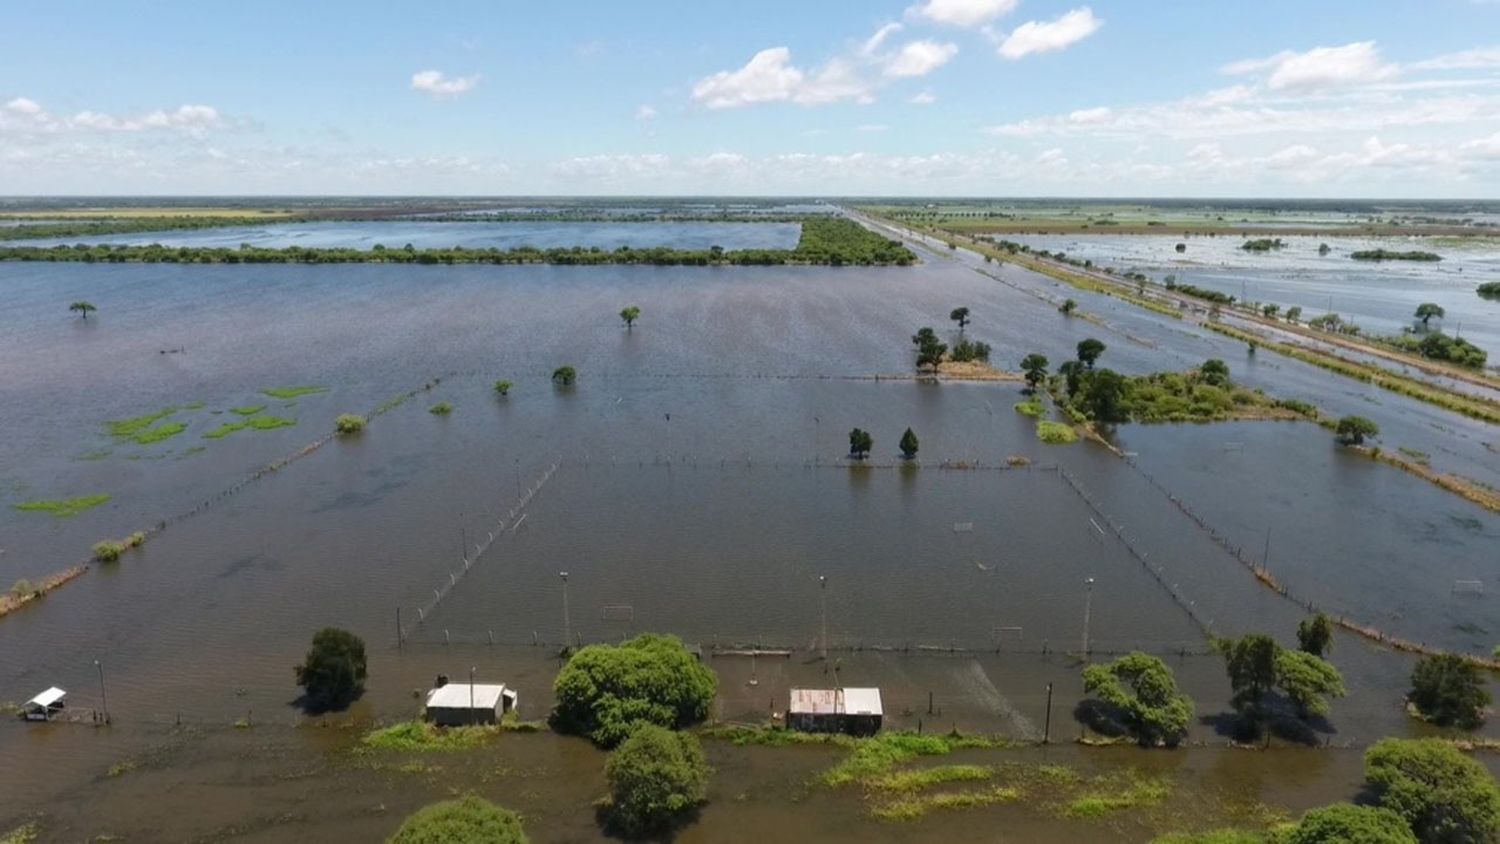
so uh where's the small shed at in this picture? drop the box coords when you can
[423,683,518,726]
[22,687,67,722]
[788,687,882,737]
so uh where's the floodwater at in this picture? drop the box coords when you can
[1011,233,1500,354]
[2,226,1499,840]
[9,219,803,251]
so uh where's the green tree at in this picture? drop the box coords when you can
[950,307,971,330]
[603,724,710,837]
[552,365,577,386]
[1335,416,1379,445]
[899,427,919,459]
[1059,298,1077,315]
[388,795,529,844]
[1415,303,1446,327]
[620,305,641,329]
[1080,368,1127,423]
[1020,353,1049,392]
[1365,738,1500,844]
[294,627,368,712]
[1081,652,1194,747]
[69,300,97,320]
[551,633,717,747]
[1275,649,1346,718]
[1297,613,1334,657]
[1262,304,1281,318]
[1287,306,1303,323]
[1058,360,1085,398]
[493,380,513,396]
[1077,338,1106,369]
[1219,634,1280,717]
[912,327,946,372]
[1283,803,1416,844]
[1200,359,1231,386]
[1409,654,1491,729]
[335,414,366,435]
[849,428,873,459]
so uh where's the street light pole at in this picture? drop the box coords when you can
[818,575,828,661]
[560,571,571,652]
[469,665,476,724]
[1081,577,1096,660]
[95,659,109,724]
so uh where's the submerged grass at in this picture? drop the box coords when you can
[230,404,267,416]
[819,732,1011,788]
[202,415,296,440]
[13,494,110,518]
[873,785,1023,821]
[1014,398,1045,417]
[0,823,39,844]
[869,764,993,792]
[1036,420,1079,444]
[362,721,498,752]
[132,422,187,445]
[261,385,327,400]
[1060,773,1172,819]
[105,407,178,439]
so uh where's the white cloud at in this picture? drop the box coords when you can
[1066,106,1113,125]
[1409,47,1500,72]
[1461,130,1500,160]
[884,40,959,77]
[908,0,1017,28]
[857,123,890,132]
[997,8,1102,60]
[1222,42,1396,91]
[796,58,878,105]
[635,104,658,120]
[410,70,480,98]
[909,90,937,105]
[691,47,809,108]
[0,98,224,136]
[861,22,903,56]
[5,97,42,115]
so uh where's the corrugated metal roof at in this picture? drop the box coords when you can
[788,687,882,717]
[26,687,66,708]
[425,683,506,710]
[842,687,882,716]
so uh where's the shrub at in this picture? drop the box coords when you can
[1408,654,1491,729]
[1365,738,1500,844]
[552,366,577,386]
[1081,652,1194,746]
[428,402,452,415]
[8,579,36,599]
[494,380,513,396]
[1335,415,1379,445]
[92,540,124,563]
[388,794,528,844]
[335,414,366,435]
[294,627,367,712]
[552,633,717,747]
[1283,803,1416,844]
[899,427,919,459]
[603,724,710,837]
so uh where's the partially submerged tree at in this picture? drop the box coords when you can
[493,380,513,396]
[1275,648,1347,719]
[1282,803,1416,844]
[1076,338,1106,369]
[603,724,710,838]
[294,627,367,711]
[551,633,717,748]
[1286,306,1303,324]
[911,327,946,372]
[335,414,366,435]
[848,428,873,460]
[1414,302,1445,328]
[1408,654,1491,729]
[1296,613,1334,658]
[389,795,530,844]
[898,427,919,460]
[620,305,641,329]
[1365,738,1500,844]
[1335,415,1379,446]
[552,365,577,386]
[1020,353,1049,392]
[1217,634,1344,730]
[1199,358,1230,386]
[1059,298,1077,315]
[1057,360,1085,398]
[1081,652,1194,747]
[949,307,970,331]
[1080,368,1127,424]
[69,300,97,320]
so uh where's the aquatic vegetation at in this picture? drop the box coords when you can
[1351,249,1441,261]
[362,721,498,752]
[132,422,188,445]
[335,414,366,434]
[1014,398,1045,417]
[106,760,136,778]
[869,764,993,793]
[0,823,39,844]
[429,401,453,415]
[231,404,266,416]
[105,407,179,440]
[92,540,125,563]
[1240,238,1286,252]
[1060,773,1171,819]
[388,795,529,844]
[13,494,110,518]
[494,380,513,396]
[872,785,1021,822]
[202,415,295,440]
[1036,420,1079,444]
[1479,281,1500,301]
[261,385,327,400]
[819,732,1010,787]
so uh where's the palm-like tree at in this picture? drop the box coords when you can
[69,301,97,320]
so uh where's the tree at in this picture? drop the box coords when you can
[1020,354,1049,392]
[1080,368,1127,423]
[1365,738,1500,844]
[899,427,919,459]
[603,724,710,837]
[848,428,873,459]
[1077,338,1106,369]
[1297,613,1334,657]
[1219,634,1280,717]
[1059,298,1078,315]
[1175,243,1187,253]
[494,380,513,396]
[294,627,367,711]
[1409,654,1491,729]
[1199,359,1230,386]
[69,301,97,320]
[912,327,946,372]
[388,795,529,844]
[1275,649,1346,718]
[1287,306,1303,324]
[1263,304,1281,319]
[1415,303,1445,327]
[1283,803,1416,844]
[620,305,641,329]
[551,633,718,748]
[1058,360,1085,398]
[1081,652,1194,747]
[949,307,970,331]
[1335,415,1379,446]
[552,365,577,386]
[335,414,366,435]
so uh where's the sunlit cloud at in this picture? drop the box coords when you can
[996,8,1102,60]
[410,70,480,98]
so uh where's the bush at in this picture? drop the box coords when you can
[494,380,513,396]
[92,540,124,563]
[1335,415,1379,445]
[1081,652,1194,747]
[388,794,528,844]
[1409,654,1490,729]
[1283,803,1416,844]
[552,633,717,747]
[1365,738,1500,843]
[335,414,366,435]
[552,366,577,386]
[294,627,367,711]
[428,402,453,415]
[602,724,710,837]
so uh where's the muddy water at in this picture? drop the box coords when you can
[2,241,1498,840]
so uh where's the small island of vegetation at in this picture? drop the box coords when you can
[1351,249,1442,262]
[1240,238,1286,252]
[1478,281,1500,301]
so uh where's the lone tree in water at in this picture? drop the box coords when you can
[1297,613,1334,657]
[1059,298,1077,315]
[911,327,946,373]
[1081,651,1194,747]
[1020,353,1049,392]
[1365,738,1500,844]
[294,627,367,711]
[1408,654,1491,729]
[69,301,97,320]
[1335,415,1379,445]
[848,428,873,459]
[603,724,710,838]
[1414,302,1445,328]
[620,305,641,329]
[552,365,577,386]
[1076,337,1106,369]
[1281,804,1415,844]
[899,427,919,459]
[949,307,970,331]
[389,795,530,844]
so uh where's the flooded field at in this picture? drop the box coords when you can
[2,228,1499,841]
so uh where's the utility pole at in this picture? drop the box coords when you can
[1044,682,1053,743]
[95,659,109,724]
[1081,577,1096,659]
[560,572,571,653]
[818,575,828,661]
[469,666,476,723]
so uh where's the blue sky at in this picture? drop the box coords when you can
[2,0,1499,196]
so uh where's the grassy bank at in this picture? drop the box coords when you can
[12,494,110,518]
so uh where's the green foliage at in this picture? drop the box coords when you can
[551,633,717,748]
[1262,304,1281,318]
[1020,353,1049,390]
[106,407,180,440]
[1335,415,1380,445]
[363,721,495,752]
[92,540,124,563]
[1151,830,1266,844]
[1274,649,1346,718]
[1415,303,1447,324]
[1478,282,1500,301]
[948,337,991,363]
[819,731,1008,787]
[1062,774,1171,819]
[428,402,453,415]
[203,415,295,439]
[899,427,919,459]
[1058,360,1085,396]
[1297,613,1334,657]
[1014,398,1045,417]
[1409,654,1491,729]
[1353,250,1442,262]
[335,414,366,435]
[294,627,367,711]
[603,724,710,837]
[551,365,577,386]
[387,794,528,844]
[1081,652,1194,746]
[849,428,873,459]
[262,385,327,399]
[0,823,40,844]
[69,300,96,318]
[911,327,947,371]
[1286,306,1303,323]
[1365,738,1500,844]
[493,380,513,396]
[1059,298,1077,315]
[1241,238,1286,252]
[1080,368,1127,423]
[1283,803,1416,844]
[13,494,110,518]
[132,421,188,445]
[949,307,970,329]
[1397,332,1489,369]
[230,404,267,416]
[1200,359,1231,386]
[620,305,641,327]
[1036,420,1079,444]
[1217,634,1344,724]
[1076,337,1106,368]
[1218,634,1281,714]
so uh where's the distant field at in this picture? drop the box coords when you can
[0,207,298,219]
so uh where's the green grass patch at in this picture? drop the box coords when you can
[820,732,1010,787]
[1151,832,1268,844]
[13,494,110,518]
[132,421,187,445]
[106,760,137,778]
[1060,774,1171,819]
[105,407,178,439]
[362,720,497,752]
[869,764,993,793]
[202,415,295,440]
[261,385,327,400]
[1014,398,1045,417]
[1036,420,1079,444]
[1,823,39,844]
[230,404,266,416]
[428,401,453,415]
[702,724,855,748]
[872,785,1022,822]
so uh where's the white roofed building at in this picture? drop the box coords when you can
[423,682,518,726]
